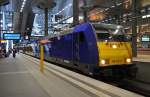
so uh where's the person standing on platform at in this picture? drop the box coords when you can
[3,49,7,57]
[17,47,19,54]
[8,48,12,57]
[13,48,17,58]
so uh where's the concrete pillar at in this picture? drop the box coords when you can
[21,12,28,34]
[0,6,1,45]
[83,0,88,23]
[73,0,79,26]
[131,0,140,57]
[45,8,48,36]
[13,12,22,33]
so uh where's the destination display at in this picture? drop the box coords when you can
[3,33,21,40]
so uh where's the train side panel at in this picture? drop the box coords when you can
[47,23,100,74]
[73,23,100,73]
[49,36,73,60]
[48,32,91,70]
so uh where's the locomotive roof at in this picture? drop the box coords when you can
[46,28,74,39]
[46,23,124,39]
[92,23,123,30]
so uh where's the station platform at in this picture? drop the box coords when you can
[133,54,150,63]
[137,48,150,55]
[0,53,143,97]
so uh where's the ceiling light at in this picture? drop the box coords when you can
[22,1,25,5]
[55,3,72,15]
[142,15,146,18]
[117,3,122,6]
[20,0,27,12]
[105,8,109,11]
[147,14,150,18]
[22,3,25,7]
[65,6,68,9]
[68,3,72,7]
[111,6,115,8]
[21,5,24,8]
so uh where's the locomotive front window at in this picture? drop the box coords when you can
[97,33,109,40]
[112,35,128,42]
[96,33,128,42]
[93,24,128,42]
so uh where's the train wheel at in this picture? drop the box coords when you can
[112,69,124,79]
[127,66,137,78]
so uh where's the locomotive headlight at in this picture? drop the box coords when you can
[126,58,131,63]
[112,44,117,49]
[101,59,106,65]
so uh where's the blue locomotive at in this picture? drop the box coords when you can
[25,23,137,77]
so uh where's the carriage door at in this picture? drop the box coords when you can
[73,32,80,67]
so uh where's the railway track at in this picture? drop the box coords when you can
[118,79,150,97]
[92,76,150,96]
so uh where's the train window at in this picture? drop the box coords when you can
[97,33,109,40]
[112,35,128,42]
[96,33,128,42]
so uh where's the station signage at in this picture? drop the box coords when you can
[3,33,21,40]
[141,35,150,42]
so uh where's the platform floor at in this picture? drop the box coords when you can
[0,54,143,97]
[0,54,96,97]
[133,54,150,62]
[0,55,50,97]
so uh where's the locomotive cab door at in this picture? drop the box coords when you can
[72,32,85,68]
[72,32,80,67]
[72,32,92,74]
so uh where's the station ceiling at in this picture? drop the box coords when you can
[0,0,118,13]
[0,0,127,36]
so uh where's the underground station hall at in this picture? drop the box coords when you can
[0,0,150,97]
